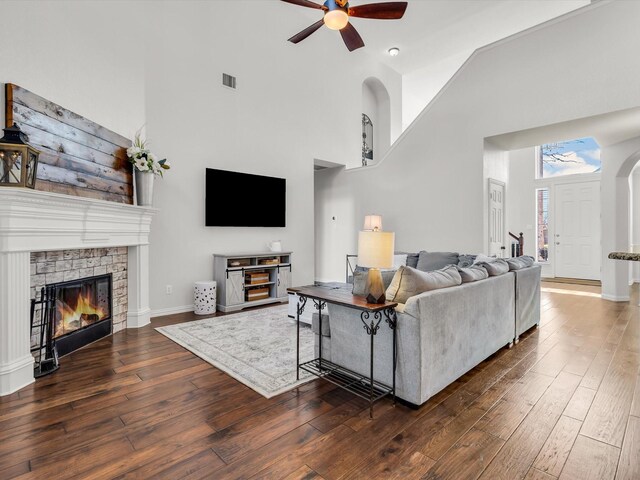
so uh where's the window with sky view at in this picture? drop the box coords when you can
[537,137,601,178]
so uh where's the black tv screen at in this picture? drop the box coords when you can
[205,168,286,227]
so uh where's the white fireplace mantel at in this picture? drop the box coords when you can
[0,189,156,396]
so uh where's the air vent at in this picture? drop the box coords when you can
[222,73,237,89]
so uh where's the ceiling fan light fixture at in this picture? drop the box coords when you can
[324,9,349,30]
[388,47,400,56]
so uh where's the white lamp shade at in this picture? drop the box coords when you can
[363,214,383,231]
[357,231,395,269]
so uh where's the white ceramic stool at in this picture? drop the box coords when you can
[194,281,216,315]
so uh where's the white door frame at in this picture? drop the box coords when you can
[488,178,507,257]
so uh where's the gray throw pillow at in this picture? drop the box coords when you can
[457,265,488,283]
[416,251,460,272]
[402,252,419,269]
[480,259,510,276]
[352,269,396,296]
[506,257,526,271]
[457,254,477,268]
[520,256,535,267]
[386,265,462,304]
[506,255,536,270]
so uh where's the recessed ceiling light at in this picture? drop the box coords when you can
[388,47,400,57]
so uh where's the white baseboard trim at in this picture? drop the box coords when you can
[127,308,151,329]
[151,304,194,319]
[0,355,35,397]
[601,294,631,302]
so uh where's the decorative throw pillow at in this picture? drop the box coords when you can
[520,255,535,267]
[404,253,419,269]
[506,255,536,270]
[473,254,497,265]
[457,265,489,283]
[457,254,477,268]
[386,265,462,304]
[416,251,460,272]
[506,257,526,271]
[480,259,510,276]
[352,269,397,296]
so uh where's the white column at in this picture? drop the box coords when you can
[127,244,151,328]
[0,251,34,396]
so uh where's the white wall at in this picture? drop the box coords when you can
[315,1,640,283]
[600,136,640,301]
[402,51,470,130]
[0,1,403,314]
[506,147,537,258]
[630,170,640,283]
[144,2,402,313]
[0,1,146,140]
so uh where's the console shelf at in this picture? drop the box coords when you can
[213,251,292,312]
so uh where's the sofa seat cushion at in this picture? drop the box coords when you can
[386,265,462,304]
[479,259,510,276]
[416,251,460,271]
[457,265,489,283]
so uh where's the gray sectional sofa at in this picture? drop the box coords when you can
[316,252,541,406]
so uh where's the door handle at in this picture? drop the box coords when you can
[556,242,560,245]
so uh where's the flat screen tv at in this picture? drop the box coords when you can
[205,168,286,227]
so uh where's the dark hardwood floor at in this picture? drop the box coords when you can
[1,282,639,479]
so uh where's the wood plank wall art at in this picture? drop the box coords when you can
[5,83,133,204]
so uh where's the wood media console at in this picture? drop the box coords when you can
[213,251,292,312]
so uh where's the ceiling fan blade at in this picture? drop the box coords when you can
[348,2,408,19]
[281,0,326,10]
[340,22,365,52]
[288,19,325,44]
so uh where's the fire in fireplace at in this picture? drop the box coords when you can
[54,276,110,338]
[49,274,112,356]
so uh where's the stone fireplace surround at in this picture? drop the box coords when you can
[0,188,155,396]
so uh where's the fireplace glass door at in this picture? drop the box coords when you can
[53,274,112,339]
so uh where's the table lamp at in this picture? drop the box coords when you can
[358,229,395,303]
[363,214,382,231]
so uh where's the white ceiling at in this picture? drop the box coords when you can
[285,0,590,75]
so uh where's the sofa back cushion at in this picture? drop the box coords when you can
[386,265,462,304]
[479,259,510,276]
[416,251,460,271]
[457,265,489,283]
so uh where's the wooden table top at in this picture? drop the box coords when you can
[288,285,397,312]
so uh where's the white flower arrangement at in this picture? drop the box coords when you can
[127,131,170,176]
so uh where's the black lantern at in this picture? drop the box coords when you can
[0,123,39,188]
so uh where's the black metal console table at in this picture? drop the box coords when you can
[288,285,398,418]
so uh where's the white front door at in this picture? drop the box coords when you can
[554,181,601,280]
[489,179,506,257]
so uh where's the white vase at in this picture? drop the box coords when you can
[135,170,154,206]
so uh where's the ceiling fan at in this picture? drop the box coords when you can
[281,0,408,52]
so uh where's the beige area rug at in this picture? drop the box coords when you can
[156,304,316,398]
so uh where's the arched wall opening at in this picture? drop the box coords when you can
[362,77,391,165]
[601,142,640,301]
